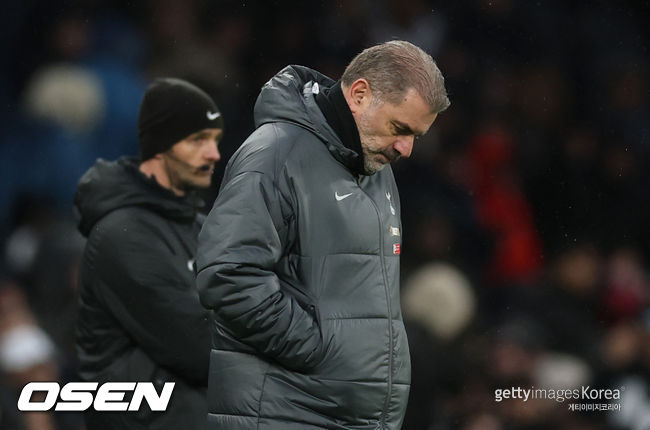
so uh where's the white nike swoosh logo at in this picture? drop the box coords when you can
[335,192,353,201]
[206,111,221,120]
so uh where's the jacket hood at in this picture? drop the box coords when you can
[254,65,362,172]
[74,157,202,237]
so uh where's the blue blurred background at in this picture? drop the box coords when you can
[1,1,649,429]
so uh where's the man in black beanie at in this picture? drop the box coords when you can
[74,78,223,429]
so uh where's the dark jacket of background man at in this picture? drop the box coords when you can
[74,77,224,430]
[75,158,210,429]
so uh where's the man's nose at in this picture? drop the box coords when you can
[393,136,414,158]
[203,141,221,162]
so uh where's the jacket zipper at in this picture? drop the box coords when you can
[358,179,393,429]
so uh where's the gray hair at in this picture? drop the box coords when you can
[341,40,450,113]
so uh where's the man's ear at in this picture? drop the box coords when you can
[344,79,373,114]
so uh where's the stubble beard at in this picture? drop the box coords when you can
[362,147,388,175]
[358,111,386,175]
[357,104,402,175]
[359,130,397,176]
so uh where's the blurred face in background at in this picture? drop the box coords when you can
[162,128,223,193]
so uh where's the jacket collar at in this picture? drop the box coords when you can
[314,81,364,175]
[254,65,365,175]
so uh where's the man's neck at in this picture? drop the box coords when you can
[139,159,184,196]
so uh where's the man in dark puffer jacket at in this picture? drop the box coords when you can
[75,78,223,429]
[197,41,450,429]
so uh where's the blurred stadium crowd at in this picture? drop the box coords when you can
[1,1,649,429]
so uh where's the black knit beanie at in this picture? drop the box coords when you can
[138,78,224,160]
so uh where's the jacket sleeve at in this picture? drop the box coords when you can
[197,168,326,372]
[89,217,210,384]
